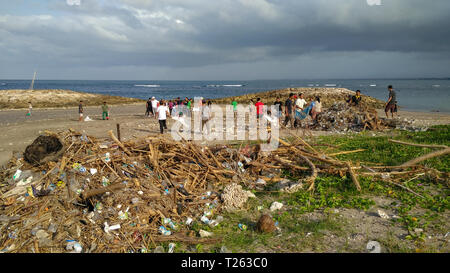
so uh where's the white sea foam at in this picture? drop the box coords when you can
[134,84,160,87]
[207,84,243,87]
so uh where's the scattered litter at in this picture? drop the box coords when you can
[199,230,213,238]
[159,226,171,236]
[238,223,247,231]
[377,209,390,219]
[66,240,83,253]
[104,222,120,233]
[168,243,176,253]
[270,201,283,212]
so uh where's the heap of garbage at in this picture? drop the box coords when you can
[311,102,415,132]
[0,129,441,253]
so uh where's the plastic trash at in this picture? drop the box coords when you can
[199,230,213,238]
[238,223,248,231]
[159,226,171,236]
[377,209,390,219]
[163,218,177,229]
[270,201,283,212]
[102,176,110,187]
[209,216,224,227]
[118,208,129,220]
[90,168,97,175]
[66,240,83,253]
[200,215,210,225]
[256,178,266,185]
[105,152,111,163]
[104,222,120,233]
[13,170,22,181]
[168,243,176,253]
[185,217,193,226]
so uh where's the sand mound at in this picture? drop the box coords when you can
[0,89,144,109]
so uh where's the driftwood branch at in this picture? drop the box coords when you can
[346,162,361,192]
[389,139,448,149]
[401,147,450,167]
[108,130,131,156]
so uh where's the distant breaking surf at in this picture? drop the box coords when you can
[134,84,160,87]
[207,84,244,87]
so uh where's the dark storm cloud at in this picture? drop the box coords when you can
[0,0,449,79]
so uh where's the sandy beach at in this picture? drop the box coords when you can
[1,102,449,167]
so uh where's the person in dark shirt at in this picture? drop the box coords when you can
[385,85,397,118]
[283,93,296,128]
[145,97,153,117]
[350,90,362,106]
[273,97,283,124]
[78,100,84,122]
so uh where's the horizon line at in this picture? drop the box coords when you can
[1,77,449,82]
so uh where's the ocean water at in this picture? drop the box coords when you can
[1,79,449,112]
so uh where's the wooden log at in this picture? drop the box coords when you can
[346,162,361,192]
[108,130,131,156]
[328,149,365,157]
[388,139,448,149]
[82,183,126,199]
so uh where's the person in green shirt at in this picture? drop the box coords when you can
[231,100,238,118]
[187,99,192,109]
[102,101,109,120]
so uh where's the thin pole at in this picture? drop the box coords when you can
[29,71,37,90]
[116,123,121,141]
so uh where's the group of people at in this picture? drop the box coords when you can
[72,85,398,134]
[235,93,322,129]
[145,96,214,134]
[77,100,109,122]
[346,85,399,118]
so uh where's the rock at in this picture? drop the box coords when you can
[270,201,283,212]
[153,246,165,253]
[366,241,381,253]
[256,214,276,233]
[377,209,390,219]
[414,228,424,233]
[220,246,231,253]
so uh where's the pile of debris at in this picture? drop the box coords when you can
[311,102,413,132]
[0,129,447,253]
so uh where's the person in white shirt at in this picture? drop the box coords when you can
[156,99,170,134]
[202,100,212,134]
[294,93,307,127]
[311,97,322,121]
[151,97,159,119]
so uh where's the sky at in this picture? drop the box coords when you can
[0,0,450,80]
